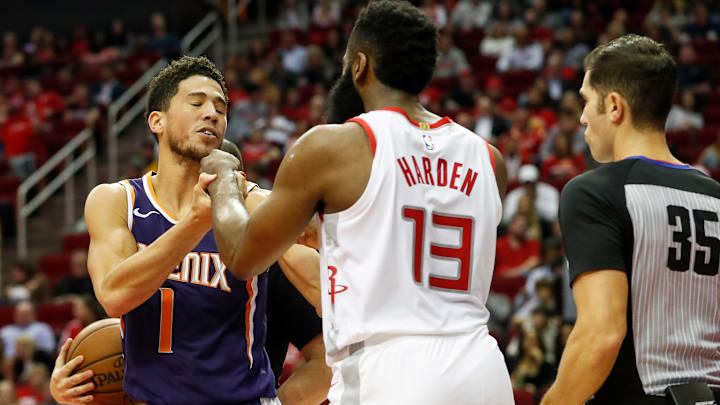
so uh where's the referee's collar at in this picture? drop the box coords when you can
[623,155,694,170]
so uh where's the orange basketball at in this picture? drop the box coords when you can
[66,318,134,405]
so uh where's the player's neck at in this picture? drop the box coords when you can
[363,88,441,123]
[612,127,682,164]
[152,153,200,217]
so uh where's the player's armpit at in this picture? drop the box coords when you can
[541,269,628,405]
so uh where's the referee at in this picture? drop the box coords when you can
[541,35,720,405]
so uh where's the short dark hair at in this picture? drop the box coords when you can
[145,55,227,120]
[348,0,438,95]
[584,34,676,131]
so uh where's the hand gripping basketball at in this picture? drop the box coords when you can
[50,338,95,404]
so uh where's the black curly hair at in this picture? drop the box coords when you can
[145,55,227,130]
[348,0,438,95]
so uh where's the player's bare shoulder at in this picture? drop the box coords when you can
[84,183,130,227]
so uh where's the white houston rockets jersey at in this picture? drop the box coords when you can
[318,107,501,362]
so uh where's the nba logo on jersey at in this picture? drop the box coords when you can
[422,133,435,151]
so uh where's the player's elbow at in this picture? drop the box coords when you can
[223,254,258,281]
[97,294,126,318]
[581,318,626,356]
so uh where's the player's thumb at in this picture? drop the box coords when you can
[197,173,217,191]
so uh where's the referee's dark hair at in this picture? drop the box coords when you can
[584,34,676,132]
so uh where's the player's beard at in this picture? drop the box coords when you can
[168,134,211,163]
[326,66,366,124]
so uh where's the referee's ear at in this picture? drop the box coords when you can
[606,92,626,126]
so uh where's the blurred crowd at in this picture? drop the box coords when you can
[3,0,720,404]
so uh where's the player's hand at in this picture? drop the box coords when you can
[235,170,249,200]
[50,338,95,405]
[187,172,217,232]
[297,214,320,250]
[200,149,241,177]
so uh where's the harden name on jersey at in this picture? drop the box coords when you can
[397,155,479,197]
[136,243,232,292]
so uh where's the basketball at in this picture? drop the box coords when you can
[66,318,133,405]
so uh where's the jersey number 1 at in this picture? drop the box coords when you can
[158,288,174,353]
[402,207,473,292]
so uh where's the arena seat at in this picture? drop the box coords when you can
[37,254,72,288]
[62,233,90,253]
[514,389,536,405]
[37,302,74,333]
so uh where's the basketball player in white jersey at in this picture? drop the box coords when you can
[200,1,513,403]
[541,35,720,405]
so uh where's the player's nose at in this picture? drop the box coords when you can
[201,102,219,123]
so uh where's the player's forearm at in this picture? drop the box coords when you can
[98,218,207,317]
[541,323,624,405]
[278,245,322,313]
[278,358,332,405]
[207,171,261,279]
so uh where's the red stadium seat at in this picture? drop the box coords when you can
[667,130,691,147]
[490,276,526,300]
[704,106,720,125]
[37,302,74,333]
[514,389,536,405]
[697,126,719,147]
[0,306,15,329]
[62,233,90,253]
[38,254,71,288]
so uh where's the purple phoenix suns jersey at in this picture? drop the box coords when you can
[118,173,275,405]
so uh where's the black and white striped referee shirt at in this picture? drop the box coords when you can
[560,156,720,402]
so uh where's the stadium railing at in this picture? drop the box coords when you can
[15,11,224,258]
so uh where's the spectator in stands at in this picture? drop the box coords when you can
[490,0,519,27]
[259,104,296,146]
[497,24,544,72]
[4,262,49,305]
[495,214,542,279]
[444,72,477,110]
[435,31,470,79]
[278,30,308,75]
[71,26,89,58]
[481,21,515,57]
[541,134,585,189]
[540,109,586,160]
[683,3,719,40]
[450,0,492,31]
[57,295,104,345]
[500,107,545,163]
[555,28,589,70]
[227,84,269,142]
[0,103,39,181]
[301,45,334,86]
[90,65,124,107]
[52,249,93,300]
[0,302,55,367]
[0,380,16,405]
[278,0,310,30]
[420,0,448,29]
[676,42,712,95]
[64,83,99,127]
[665,89,704,132]
[106,19,131,51]
[14,362,50,405]
[311,0,341,28]
[148,13,180,59]
[503,164,559,225]
[25,80,64,123]
[1,32,25,67]
[508,327,555,394]
[473,94,510,142]
[697,132,720,170]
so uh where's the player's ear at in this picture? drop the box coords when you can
[148,110,165,138]
[353,51,369,85]
[607,92,624,124]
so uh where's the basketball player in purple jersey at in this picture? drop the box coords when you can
[79,56,323,405]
